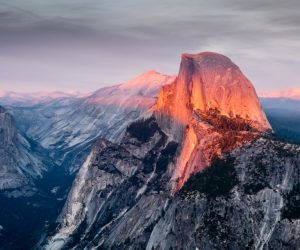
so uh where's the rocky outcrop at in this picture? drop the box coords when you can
[150,138,300,250]
[154,52,271,190]
[0,106,49,196]
[154,52,270,130]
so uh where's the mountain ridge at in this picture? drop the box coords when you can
[4,71,175,174]
[260,88,300,100]
[41,52,300,250]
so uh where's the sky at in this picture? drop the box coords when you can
[0,0,299,93]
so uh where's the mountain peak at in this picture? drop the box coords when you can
[181,52,239,72]
[119,71,176,95]
[141,70,162,76]
[154,51,271,190]
[156,51,271,131]
[182,51,235,64]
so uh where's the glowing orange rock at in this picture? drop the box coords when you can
[153,52,272,191]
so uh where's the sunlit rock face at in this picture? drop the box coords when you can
[155,52,271,130]
[154,52,272,190]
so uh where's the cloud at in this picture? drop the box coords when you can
[0,0,299,92]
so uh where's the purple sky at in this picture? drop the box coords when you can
[0,0,299,93]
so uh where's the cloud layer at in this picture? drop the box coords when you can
[0,0,299,92]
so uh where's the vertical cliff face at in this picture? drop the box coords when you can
[154,52,271,190]
[0,106,17,144]
[155,52,270,130]
[0,106,48,195]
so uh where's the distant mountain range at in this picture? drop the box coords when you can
[260,97,300,145]
[0,90,87,106]
[260,88,300,100]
